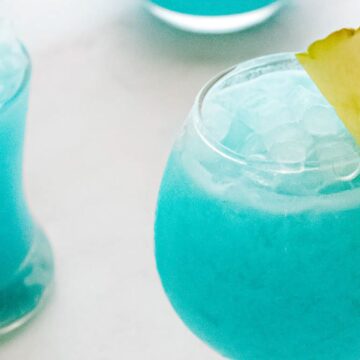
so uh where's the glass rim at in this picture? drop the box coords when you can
[193,52,360,175]
[1,41,31,112]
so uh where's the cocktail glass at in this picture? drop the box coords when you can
[0,38,54,335]
[155,53,360,359]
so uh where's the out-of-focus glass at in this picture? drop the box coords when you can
[0,26,54,335]
[146,0,283,33]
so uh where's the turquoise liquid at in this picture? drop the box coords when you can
[155,56,360,359]
[0,80,32,288]
[0,37,53,330]
[149,0,278,16]
[156,151,360,359]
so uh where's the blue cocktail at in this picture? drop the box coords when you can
[0,22,53,334]
[146,0,283,33]
[155,54,360,359]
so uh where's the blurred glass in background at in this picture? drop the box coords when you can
[0,20,53,335]
[146,0,284,33]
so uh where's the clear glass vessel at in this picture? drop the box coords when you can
[146,0,283,34]
[0,45,54,335]
[155,54,360,359]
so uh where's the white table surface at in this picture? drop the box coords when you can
[0,0,359,358]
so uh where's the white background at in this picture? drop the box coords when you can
[0,0,358,358]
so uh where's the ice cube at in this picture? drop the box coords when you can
[263,124,314,151]
[288,85,327,107]
[218,86,271,115]
[0,20,19,50]
[239,88,270,110]
[298,170,326,195]
[274,169,325,195]
[0,20,25,69]
[258,70,305,99]
[240,133,267,160]
[0,20,28,105]
[269,141,307,164]
[301,105,344,136]
[202,103,233,142]
[206,84,264,113]
[316,141,360,182]
[287,85,328,122]
[221,115,253,153]
[238,99,293,134]
[211,82,295,134]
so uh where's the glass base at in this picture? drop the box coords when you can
[146,2,282,34]
[0,227,54,336]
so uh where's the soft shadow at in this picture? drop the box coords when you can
[119,1,306,66]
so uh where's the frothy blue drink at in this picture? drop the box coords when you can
[0,21,53,334]
[147,0,282,33]
[155,54,360,359]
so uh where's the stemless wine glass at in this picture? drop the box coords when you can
[155,53,360,359]
[146,0,283,34]
[0,32,54,334]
